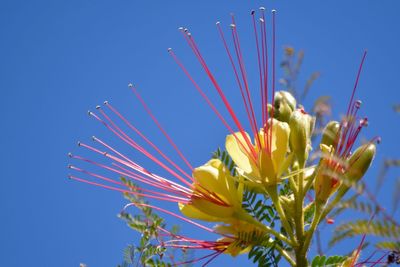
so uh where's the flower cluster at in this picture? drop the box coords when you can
[69,8,378,267]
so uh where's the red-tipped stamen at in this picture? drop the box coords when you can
[101,102,193,181]
[129,84,194,171]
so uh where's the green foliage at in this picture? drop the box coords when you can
[310,255,347,267]
[118,177,192,267]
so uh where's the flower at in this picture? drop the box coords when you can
[178,158,245,222]
[313,52,378,204]
[225,117,292,189]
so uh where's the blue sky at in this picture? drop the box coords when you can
[1,1,400,266]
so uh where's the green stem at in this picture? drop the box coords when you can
[302,201,324,257]
[294,162,307,267]
[275,243,296,266]
[265,186,296,244]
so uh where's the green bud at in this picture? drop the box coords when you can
[279,194,295,223]
[345,143,376,183]
[321,121,340,147]
[289,110,313,165]
[274,91,296,122]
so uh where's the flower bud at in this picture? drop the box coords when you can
[321,121,340,147]
[279,194,295,223]
[289,109,314,164]
[314,145,338,204]
[274,91,296,122]
[345,143,376,184]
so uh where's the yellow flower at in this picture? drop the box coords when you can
[225,118,291,188]
[179,158,244,222]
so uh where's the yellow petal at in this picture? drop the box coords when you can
[178,202,220,222]
[192,160,230,203]
[270,119,290,171]
[226,132,258,176]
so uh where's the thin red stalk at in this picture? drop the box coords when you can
[103,103,193,181]
[69,175,188,203]
[168,49,258,164]
[89,111,193,187]
[182,31,258,159]
[129,84,194,171]
[216,22,259,147]
[69,165,189,202]
[251,11,265,126]
[125,203,215,233]
[230,15,261,149]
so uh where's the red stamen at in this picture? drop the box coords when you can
[103,102,193,181]
[129,84,194,171]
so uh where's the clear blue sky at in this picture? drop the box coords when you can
[1,1,399,266]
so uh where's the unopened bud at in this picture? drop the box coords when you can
[345,143,376,184]
[289,109,314,164]
[314,145,338,204]
[274,91,296,122]
[280,194,295,222]
[321,121,340,147]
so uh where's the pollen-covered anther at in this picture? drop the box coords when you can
[91,136,97,141]
[167,48,172,52]
[259,6,266,11]
[360,117,368,127]
[77,141,81,146]
[103,100,109,105]
[250,10,255,15]
[355,100,362,109]
[68,152,73,158]
[95,105,101,110]
[67,164,73,169]
[259,18,265,23]
[128,83,133,88]
[229,23,236,29]
[215,21,220,25]
[178,26,184,31]
[87,110,93,116]
[271,9,277,13]
[376,137,382,144]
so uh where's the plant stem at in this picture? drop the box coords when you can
[275,243,296,266]
[266,186,296,245]
[301,201,324,258]
[294,164,307,267]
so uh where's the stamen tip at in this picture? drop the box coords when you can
[271,9,277,13]
[95,105,101,110]
[376,137,382,144]
[355,100,362,109]
[178,27,184,31]
[259,6,266,11]
[77,141,81,146]
[103,100,108,105]
[128,83,133,88]
[250,10,255,15]
[167,47,172,52]
[67,164,72,169]
[87,110,93,116]
[229,23,236,28]
[68,152,73,158]
[215,21,220,25]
